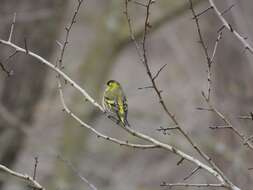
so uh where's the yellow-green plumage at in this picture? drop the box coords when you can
[103,80,129,126]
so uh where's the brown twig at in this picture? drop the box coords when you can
[189,0,212,101]
[57,0,84,69]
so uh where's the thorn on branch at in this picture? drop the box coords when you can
[32,156,39,182]
[8,12,16,42]
[193,6,213,19]
[238,112,253,120]
[0,61,12,76]
[152,63,167,81]
[217,25,226,33]
[132,0,147,7]
[220,3,236,16]
[177,157,185,166]
[156,126,179,135]
[196,107,213,111]
[228,23,233,32]
[209,125,231,130]
[24,37,29,54]
[138,85,154,90]
[243,135,253,145]
[183,166,201,181]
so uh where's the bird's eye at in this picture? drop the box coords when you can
[107,80,114,86]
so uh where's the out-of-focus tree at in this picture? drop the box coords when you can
[0,0,68,188]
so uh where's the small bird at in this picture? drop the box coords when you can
[102,80,130,127]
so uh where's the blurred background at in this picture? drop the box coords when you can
[0,0,253,189]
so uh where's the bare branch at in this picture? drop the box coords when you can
[125,1,240,189]
[189,0,212,101]
[208,0,253,54]
[0,39,104,112]
[202,93,253,151]
[57,0,84,69]
[0,164,44,190]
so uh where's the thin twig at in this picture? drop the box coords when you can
[238,112,253,120]
[160,182,227,188]
[211,31,223,63]
[183,166,201,181]
[137,85,154,90]
[220,3,236,16]
[32,157,39,180]
[176,157,185,166]
[193,6,213,19]
[152,63,167,81]
[8,12,16,42]
[189,0,212,101]
[209,125,231,130]
[57,154,98,190]
[57,0,84,69]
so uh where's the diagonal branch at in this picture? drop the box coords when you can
[208,0,253,54]
[0,39,104,112]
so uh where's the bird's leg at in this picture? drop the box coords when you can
[107,115,119,124]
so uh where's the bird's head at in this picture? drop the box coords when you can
[106,80,121,89]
